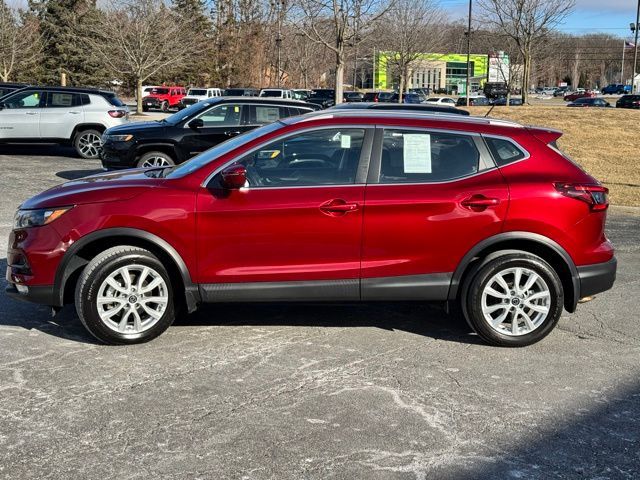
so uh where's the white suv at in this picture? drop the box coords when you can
[179,88,223,109]
[259,88,293,99]
[0,87,129,159]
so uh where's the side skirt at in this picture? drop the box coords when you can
[199,273,452,303]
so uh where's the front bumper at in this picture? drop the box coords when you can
[101,141,137,170]
[5,283,57,306]
[577,257,617,298]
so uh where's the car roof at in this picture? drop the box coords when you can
[330,102,470,115]
[283,108,521,128]
[204,97,317,108]
[17,85,118,96]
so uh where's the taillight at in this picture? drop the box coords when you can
[554,183,609,211]
[108,110,126,118]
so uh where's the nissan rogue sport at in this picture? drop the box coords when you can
[6,110,616,346]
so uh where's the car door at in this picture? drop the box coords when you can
[360,126,509,300]
[40,91,85,139]
[0,89,44,139]
[181,103,249,157]
[195,126,373,300]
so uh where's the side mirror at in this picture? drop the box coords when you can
[220,164,247,189]
[189,118,204,129]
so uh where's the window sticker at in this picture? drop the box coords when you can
[234,106,240,113]
[341,134,351,149]
[403,134,431,173]
[256,107,279,123]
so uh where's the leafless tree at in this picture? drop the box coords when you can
[0,2,41,82]
[380,0,445,102]
[290,0,393,103]
[88,0,203,113]
[477,0,574,102]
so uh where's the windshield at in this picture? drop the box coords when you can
[151,88,169,95]
[260,90,282,97]
[166,121,285,179]
[310,90,333,98]
[163,101,213,125]
[188,89,207,96]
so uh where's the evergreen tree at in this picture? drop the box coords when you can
[171,0,213,86]
[28,0,108,86]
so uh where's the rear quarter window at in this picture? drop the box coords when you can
[484,137,527,166]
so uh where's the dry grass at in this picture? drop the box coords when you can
[465,106,640,207]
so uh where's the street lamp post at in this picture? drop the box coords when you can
[632,0,640,93]
[465,0,472,106]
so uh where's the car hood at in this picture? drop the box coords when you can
[106,121,167,135]
[20,169,165,209]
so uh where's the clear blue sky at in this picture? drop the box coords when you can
[444,0,638,38]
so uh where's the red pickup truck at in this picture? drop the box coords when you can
[143,86,186,112]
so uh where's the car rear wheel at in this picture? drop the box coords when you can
[74,129,103,159]
[137,151,176,168]
[463,252,564,347]
[75,246,175,345]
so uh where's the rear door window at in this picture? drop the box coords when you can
[378,129,480,183]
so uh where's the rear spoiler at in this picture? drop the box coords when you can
[526,126,563,144]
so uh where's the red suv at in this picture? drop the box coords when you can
[143,86,186,112]
[6,111,616,346]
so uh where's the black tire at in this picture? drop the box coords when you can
[136,151,176,168]
[161,100,169,112]
[74,129,103,159]
[75,246,175,345]
[463,252,564,347]
[142,106,149,112]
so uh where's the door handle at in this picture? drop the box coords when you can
[461,195,500,210]
[224,130,241,136]
[319,199,360,216]
[25,111,39,115]
[69,111,81,115]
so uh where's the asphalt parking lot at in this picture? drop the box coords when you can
[1,146,639,480]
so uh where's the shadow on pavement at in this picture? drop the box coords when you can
[56,168,105,180]
[1,257,480,345]
[0,143,77,158]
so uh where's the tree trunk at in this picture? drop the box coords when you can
[521,52,530,104]
[334,50,344,104]
[398,68,406,104]
[136,77,143,115]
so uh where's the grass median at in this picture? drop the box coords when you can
[466,106,640,207]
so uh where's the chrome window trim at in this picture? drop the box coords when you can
[201,124,375,188]
[369,125,494,185]
[182,102,315,129]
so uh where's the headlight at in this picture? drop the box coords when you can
[13,207,73,229]
[103,134,133,142]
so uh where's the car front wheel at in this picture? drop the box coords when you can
[137,151,176,168]
[161,100,169,112]
[464,252,564,347]
[75,246,175,344]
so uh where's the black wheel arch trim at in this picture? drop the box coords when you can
[134,143,181,162]
[53,227,200,311]
[448,231,580,311]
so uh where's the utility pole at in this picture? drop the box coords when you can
[275,0,284,88]
[633,0,640,93]
[465,0,472,106]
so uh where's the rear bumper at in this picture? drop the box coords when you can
[577,257,617,298]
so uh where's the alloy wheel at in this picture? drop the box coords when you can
[77,132,102,158]
[480,267,551,336]
[96,265,168,334]
[141,155,172,168]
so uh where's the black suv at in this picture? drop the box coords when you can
[616,94,640,109]
[307,89,336,109]
[101,97,318,169]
